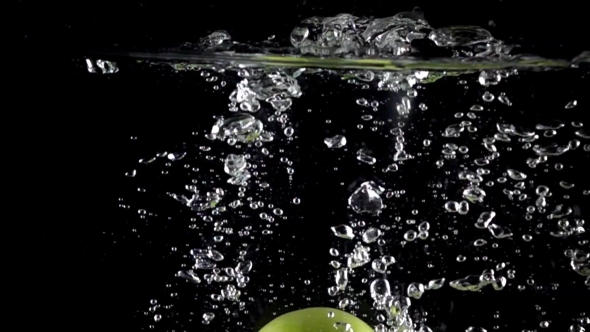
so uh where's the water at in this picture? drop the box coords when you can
[106,10,590,332]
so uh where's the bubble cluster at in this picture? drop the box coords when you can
[114,9,589,332]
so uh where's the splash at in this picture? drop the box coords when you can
[111,9,590,332]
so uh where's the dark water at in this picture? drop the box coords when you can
[66,59,589,332]
[23,1,590,331]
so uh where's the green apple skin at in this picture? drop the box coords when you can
[259,307,374,332]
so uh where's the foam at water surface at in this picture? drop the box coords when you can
[84,10,589,73]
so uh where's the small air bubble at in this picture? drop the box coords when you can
[565,100,577,109]
[482,91,495,102]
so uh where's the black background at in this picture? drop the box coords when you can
[18,1,589,331]
[19,0,590,54]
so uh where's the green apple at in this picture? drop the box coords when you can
[259,307,373,332]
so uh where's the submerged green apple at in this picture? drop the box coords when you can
[259,307,373,332]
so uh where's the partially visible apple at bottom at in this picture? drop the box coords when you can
[259,307,374,332]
